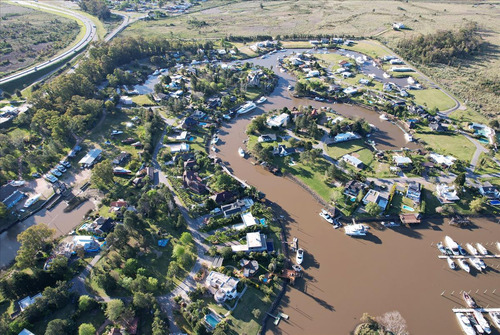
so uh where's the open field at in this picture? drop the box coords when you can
[121,0,500,118]
[0,2,80,77]
[413,130,476,162]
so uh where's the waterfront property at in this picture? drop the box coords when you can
[221,198,254,217]
[333,132,361,143]
[344,180,367,198]
[205,271,239,303]
[362,189,388,211]
[436,184,460,203]
[399,213,422,225]
[478,182,499,199]
[406,181,422,204]
[267,113,290,128]
[231,231,267,252]
[258,133,277,143]
[240,259,259,277]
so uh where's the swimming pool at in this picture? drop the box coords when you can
[402,205,415,212]
[205,314,220,328]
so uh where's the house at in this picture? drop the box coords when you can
[231,231,267,252]
[341,71,353,78]
[211,190,234,205]
[436,184,460,202]
[267,113,289,128]
[306,70,320,78]
[184,158,197,170]
[406,181,421,203]
[240,211,258,228]
[70,236,100,252]
[362,189,388,211]
[120,96,134,105]
[205,271,239,303]
[273,145,295,157]
[78,148,102,168]
[240,259,259,278]
[169,142,190,153]
[359,78,370,85]
[91,217,115,234]
[110,200,129,212]
[180,117,197,129]
[19,329,35,335]
[390,67,413,72]
[344,180,367,198]
[0,184,26,208]
[343,87,358,95]
[258,134,277,143]
[429,122,445,132]
[429,153,456,167]
[247,70,263,87]
[393,155,412,167]
[176,131,189,141]
[400,213,421,225]
[112,151,131,165]
[152,92,168,102]
[342,154,364,169]
[18,293,42,311]
[333,132,361,143]
[478,182,499,199]
[221,198,254,217]
[68,145,82,158]
[183,170,207,194]
[389,58,404,65]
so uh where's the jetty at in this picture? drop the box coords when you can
[278,269,303,285]
[438,254,500,259]
[452,308,500,313]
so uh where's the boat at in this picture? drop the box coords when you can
[458,244,467,256]
[488,312,500,330]
[287,85,293,91]
[113,167,131,175]
[404,133,413,142]
[476,243,488,255]
[236,101,257,115]
[463,292,478,308]
[344,224,368,236]
[296,248,304,265]
[211,136,219,145]
[10,180,26,187]
[292,264,302,272]
[456,313,477,335]
[469,257,483,272]
[319,209,334,224]
[445,236,460,256]
[379,114,389,121]
[437,242,447,254]
[477,258,487,270]
[473,310,492,334]
[497,242,500,253]
[383,72,391,79]
[447,257,456,270]
[291,237,298,251]
[469,314,485,334]
[458,259,470,273]
[238,147,245,157]
[256,96,267,104]
[24,194,42,208]
[466,243,479,256]
[211,146,217,152]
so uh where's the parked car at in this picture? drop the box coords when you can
[31,172,41,178]
[44,174,57,183]
[60,161,71,168]
[56,165,67,173]
[50,169,62,177]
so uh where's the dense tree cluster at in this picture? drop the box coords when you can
[79,0,111,20]
[397,22,483,65]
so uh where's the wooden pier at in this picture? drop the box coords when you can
[438,254,500,259]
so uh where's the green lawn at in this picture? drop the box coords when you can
[344,40,390,59]
[228,286,273,335]
[413,130,475,162]
[131,94,156,106]
[475,153,499,175]
[449,108,489,124]
[325,139,367,159]
[410,88,456,111]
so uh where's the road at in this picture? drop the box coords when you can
[0,0,97,86]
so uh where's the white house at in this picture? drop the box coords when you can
[362,189,388,211]
[169,142,190,153]
[478,182,499,199]
[306,70,320,78]
[343,87,358,95]
[231,231,267,252]
[120,96,134,105]
[342,154,364,169]
[429,153,456,167]
[205,271,239,303]
[436,184,460,202]
[258,134,277,143]
[267,113,289,128]
[393,155,412,167]
[333,132,361,143]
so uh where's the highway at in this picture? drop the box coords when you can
[0,1,98,86]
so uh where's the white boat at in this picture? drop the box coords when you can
[469,314,485,334]
[447,257,456,270]
[383,72,391,79]
[463,292,477,308]
[405,133,413,142]
[238,147,245,157]
[292,264,302,272]
[211,136,219,145]
[344,224,368,236]
[211,146,217,152]
[466,243,479,256]
[488,312,500,330]
[287,85,293,91]
[473,310,492,334]
[469,258,483,272]
[24,194,41,208]
[379,114,389,121]
[296,248,304,265]
[10,180,26,187]
[437,242,447,254]
[319,209,334,224]
[291,237,298,251]
[256,96,267,104]
[458,259,470,273]
[476,243,488,255]
[456,313,477,335]
[236,101,257,115]
[445,236,460,256]
[497,242,500,253]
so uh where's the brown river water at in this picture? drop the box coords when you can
[216,51,500,334]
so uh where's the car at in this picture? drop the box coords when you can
[60,161,71,168]
[31,172,41,178]
[56,165,67,173]
[44,174,57,183]
[50,169,62,177]
[210,208,221,215]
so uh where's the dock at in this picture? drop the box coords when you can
[278,269,303,285]
[452,308,500,313]
[438,255,500,259]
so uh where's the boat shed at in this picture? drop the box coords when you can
[78,149,102,168]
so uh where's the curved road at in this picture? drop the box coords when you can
[0,0,97,86]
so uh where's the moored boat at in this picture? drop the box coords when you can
[476,243,488,255]
[488,312,500,330]
[319,209,334,224]
[379,114,389,121]
[344,224,368,236]
[296,248,304,265]
[445,236,460,256]
[456,313,477,335]
[466,243,479,256]
[211,136,219,145]
[236,101,257,115]
[447,257,456,270]
[469,258,483,272]
[458,244,467,256]
[473,310,492,334]
[256,96,267,104]
[24,194,42,208]
[238,147,245,157]
[469,314,485,334]
[458,259,470,273]
[437,242,447,254]
[463,292,478,308]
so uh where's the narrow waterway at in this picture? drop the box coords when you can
[216,51,500,334]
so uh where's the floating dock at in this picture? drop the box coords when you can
[452,308,500,313]
[438,255,500,259]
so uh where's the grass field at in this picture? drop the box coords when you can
[410,88,456,111]
[413,131,476,162]
[325,140,367,159]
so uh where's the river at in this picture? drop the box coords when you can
[216,51,500,334]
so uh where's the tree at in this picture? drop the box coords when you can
[91,159,114,190]
[16,223,55,268]
[180,232,193,245]
[106,299,125,322]
[79,295,97,312]
[365,202,381,216]
[45,319,70,335]
[454,172,466,188]
[133,291,155,310]
[79,323,96,335]
[376,311,409,335]
[470,197,486,213]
